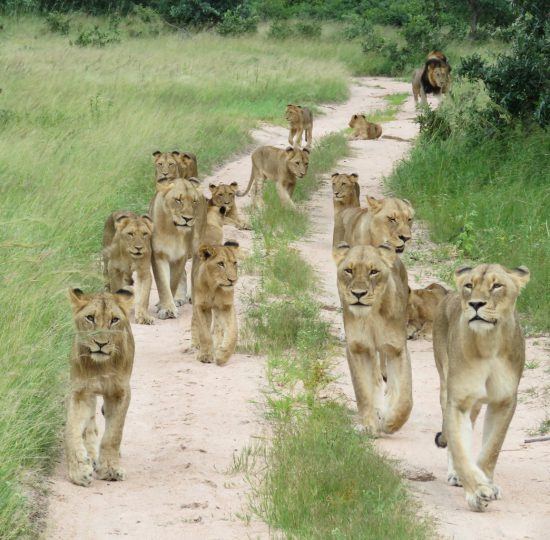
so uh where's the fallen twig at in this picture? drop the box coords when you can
[524,435,550,443]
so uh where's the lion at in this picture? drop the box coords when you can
[150,177,207,319]
[348,114,383,140]
[335,195,414,254]
[102,211,154,325]
[412,51,452,105]
[209,182,250,230]
[331,172,360,247]
[153,150,198,187]
[191,241,239,366]
[433,263,530,512]
[407,282,448,340]
[237,146,310,209]
[66,287,135,486]
[285,104,313,149]
[335,243,412,435]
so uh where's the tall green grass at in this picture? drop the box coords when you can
[0,18,352,538]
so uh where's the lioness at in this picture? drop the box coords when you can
[66,288,135,486]
[191,241,239,366]
[150,178,206,319]
[336,195,414,254]
[153,150,198,187]
[407,282,448,340]
[286,104,313,149]
[335,243,412,434]
[209,182,250,230]
[433,264,530,512]
[412,51,451,105]
[102,211,154,325]
[238,146,310,209]
[348,114,382,140]
[331,172,360,247]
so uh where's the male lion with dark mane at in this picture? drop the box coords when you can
[412,51,451,105]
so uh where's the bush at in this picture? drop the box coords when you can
[124,5,165,37]
[45,11,71,35]
[267,19,293,39]
[73,17,121,47]
[294,20,321,39]
[341,13,374,40]
[217,4,258,35]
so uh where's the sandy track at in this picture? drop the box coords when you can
[46,77,549,539]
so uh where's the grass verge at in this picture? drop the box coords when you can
[238,133,432,538]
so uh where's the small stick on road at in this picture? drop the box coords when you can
[524,435,550,444]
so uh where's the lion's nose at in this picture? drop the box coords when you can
[351,290,366,300]
[93,339,108,349]
[399,234,411,243]
[469,301,486,311]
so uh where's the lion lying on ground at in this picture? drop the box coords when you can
[331,172,360,247]
[150,177,206,318]
[66,288,135,486]
[237,146,310,209]
[335,243,412,434]
[153,150,198,187]
[286,104,313,149]
[412,51,451,105]
[349,114,382,140]
[407,282,448,340]
[103,211,154,325]
[209,182,250,230]
[433,263,530,512]
[191,241,239,366]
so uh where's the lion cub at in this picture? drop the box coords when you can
[335,243,412,435]
[103,211,154,325]
[348,114,382,140]
[407,282,448,339]
[433,264,530,512]
[209,182,250,230]
[286,104,313,148]
[191,241,239,366]
[331,172,360,247]
[66,288,135,486]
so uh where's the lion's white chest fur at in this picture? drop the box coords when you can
[153,228,192,262]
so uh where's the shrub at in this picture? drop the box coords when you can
[267,19,293,40]
[217,4,258,35]
[294,20,321,39]
[45,11,71,35]
[341,13,374,41]
[73,17,121,47]
[124,5,165,37]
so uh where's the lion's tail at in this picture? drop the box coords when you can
[381,135,412,143]
[237,170,255,197]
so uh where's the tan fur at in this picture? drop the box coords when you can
[335,196,414,255]
[348,114,382,140]
[209,182,250,230]
[407,282,448,340]
[238,146,310,209]
[152,150,198,188]
[412,51,452,105]
[102,212,154,325]
[433,264,530,512]
[335,243,412,435]
[286,104,313,148]
[150,178,207,319]
[191,242,239,366]
[331,172,360,247]
[66,288,135,486]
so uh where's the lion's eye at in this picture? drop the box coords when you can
[127,232,134,237]
[491,283,503,290]
[464,283,473,290]
[86,315,95,323]
[388,217,397,223]
[111,317,120,325]
[218,261,225,268]
[370,269,379,276]
[344,268,353,275]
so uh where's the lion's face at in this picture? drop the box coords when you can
[331,173,358,203]
[335,243,396,316]
[115,214,153,259]
[428,62,451,90]
[209,182,238,213]
[162,178,202,229]
[366,196,414,253]
[69,288,133,363]
[175,152,196,178]
[455,264,530,332]
[198,241,239,289]
[407,283,448,339]
[348,114,366,129]
[285,147,309,178]
[285,104,301,123]
[153,151,180,184]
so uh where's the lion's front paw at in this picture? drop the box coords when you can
[198,352,214,364]
[447,473,462,487]
[135,313,154,325]
[157,306,178,319]
[174,295,191,307]
[466,484,499,512]
[237,221,252,231]
[215,353,230,366]
[96,460,125,482]
[68,457,93,487]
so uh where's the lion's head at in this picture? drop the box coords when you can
[159,177,202,229]
[348,114,366,129]
[455,264,530,332]
[113,213,153,259]
[365,196,414,253]
[331,173,359,204]
[285,104,302,123]
[407,283,448,339]
[153,151,180,184]
[69,288,133,363]
[335,243,397,316]
[426,59,451,91]
[198,241,239,289]
[209,182,238,214]
[284,146,310,178]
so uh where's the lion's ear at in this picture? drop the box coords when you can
[352,114,357,119]
[209,183,217,192]
[361,114,366,119]
[331,172,339,179]
[333,242,350,266]
[224,240,239,249]
[187,177,200,186]
[171,150,180,157]
[378,243,397,266]
[199,244,216,261]
[141,214,154,232]
[285,146,294,154]
[349,173,359,181]
[302,147,310,154]
[366,195,383,213]
[454,265,473,286]
[229,181,238,191]
[181,152,193,160]
[113,288,134,315]
[152,150,161,159]
[508,266,530,289]
[68,288,88,312]
[114,214,132,231]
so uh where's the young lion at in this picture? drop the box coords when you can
[348,114,383,140]
[407,282,448,340]
[285,104,313,149]
[331,172,360,247]
[237,146,310,209]
[191,241,239,366]
[150,178,207,319]
[335,243,412,434]
[433,264,530,512]
[209,182,250,230]
[412,51,452,105]
[102,211,154,325]
[66,288,135,486]
[152,150,198,187]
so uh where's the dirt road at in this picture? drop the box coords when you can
[46,78,549,539]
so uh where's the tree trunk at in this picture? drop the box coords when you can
[468,0,479,38]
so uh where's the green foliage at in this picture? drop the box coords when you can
[267,19,293,39]
[73,18,121,47]
[44,11,71,34]
[341,13,374,40]
[294,20,322,38]
[217,4,258,35]
[123,5,165,37]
